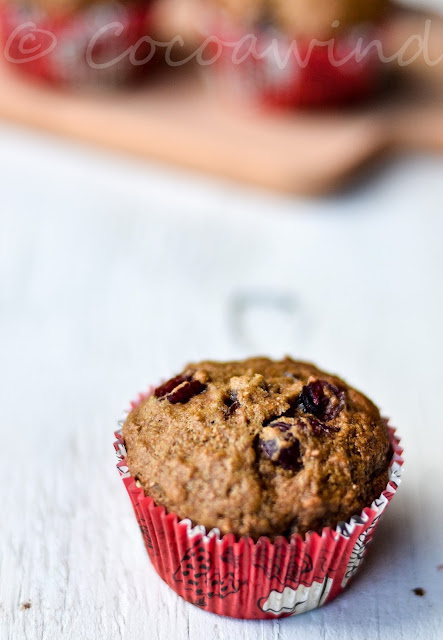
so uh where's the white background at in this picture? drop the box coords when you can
[1,74,443,640]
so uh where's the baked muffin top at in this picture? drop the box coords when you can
[212,0,388,37]
[123,358,391,540]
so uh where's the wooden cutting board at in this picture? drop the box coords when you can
[0,7,442,194]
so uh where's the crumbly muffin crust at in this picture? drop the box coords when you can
[123,358,391,540]
[213,0,387,36]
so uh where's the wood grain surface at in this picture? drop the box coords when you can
[0,7,442,194]
[0,122,442,640]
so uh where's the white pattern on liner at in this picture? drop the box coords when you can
[341,461,403,587]
[259,577,333,616]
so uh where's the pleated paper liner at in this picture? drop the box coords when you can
[0,1,156,86]
[115,400,403,619]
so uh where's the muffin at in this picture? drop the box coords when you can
[215,0,387,37]
[0,0,154,86]
[115,358,403,618]
[206,0,390,107]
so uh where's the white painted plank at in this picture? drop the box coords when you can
[0,123,442,640]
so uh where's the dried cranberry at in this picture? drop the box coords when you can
[155,372,207,404]
[258,425,303,472]
[260,438,279,460]
[224,391,240,416]
[154,374,191,398]
[168,379,206,404]
[298,379,345,421]
[280,441,302,472]
[276,439,302,471]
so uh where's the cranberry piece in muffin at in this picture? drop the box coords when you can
[298,379,346,422]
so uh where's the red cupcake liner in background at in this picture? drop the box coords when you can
[209,22,386,109]
[0,1,155,86]
[114,392,403,620]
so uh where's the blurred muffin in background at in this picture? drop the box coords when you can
[207,0,390,108]
[0,0,155,86]
[215,0,387,36]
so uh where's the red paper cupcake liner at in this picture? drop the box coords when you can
[114,392,403,619]
[0,1,155,86]
[209,21,386,108]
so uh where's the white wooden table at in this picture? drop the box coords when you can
[1,123,442,640]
